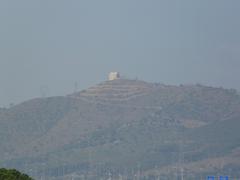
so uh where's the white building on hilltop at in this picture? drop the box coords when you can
[108,72,120,81]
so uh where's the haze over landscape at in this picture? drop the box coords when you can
[1,1,240,180]
[1,0,240,106]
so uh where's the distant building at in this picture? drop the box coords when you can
[108,72,120,81]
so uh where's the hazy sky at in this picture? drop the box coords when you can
[1,0,240,106]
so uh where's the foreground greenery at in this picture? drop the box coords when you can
[0,168,33,180]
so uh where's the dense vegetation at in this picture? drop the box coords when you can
[0,168,33,180]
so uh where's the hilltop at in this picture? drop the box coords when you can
[1,79,240,179]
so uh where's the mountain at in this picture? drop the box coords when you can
[1,79,240,179]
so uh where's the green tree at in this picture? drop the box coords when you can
[0,168,33,180]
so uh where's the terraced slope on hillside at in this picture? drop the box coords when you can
[1,79,240,179]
